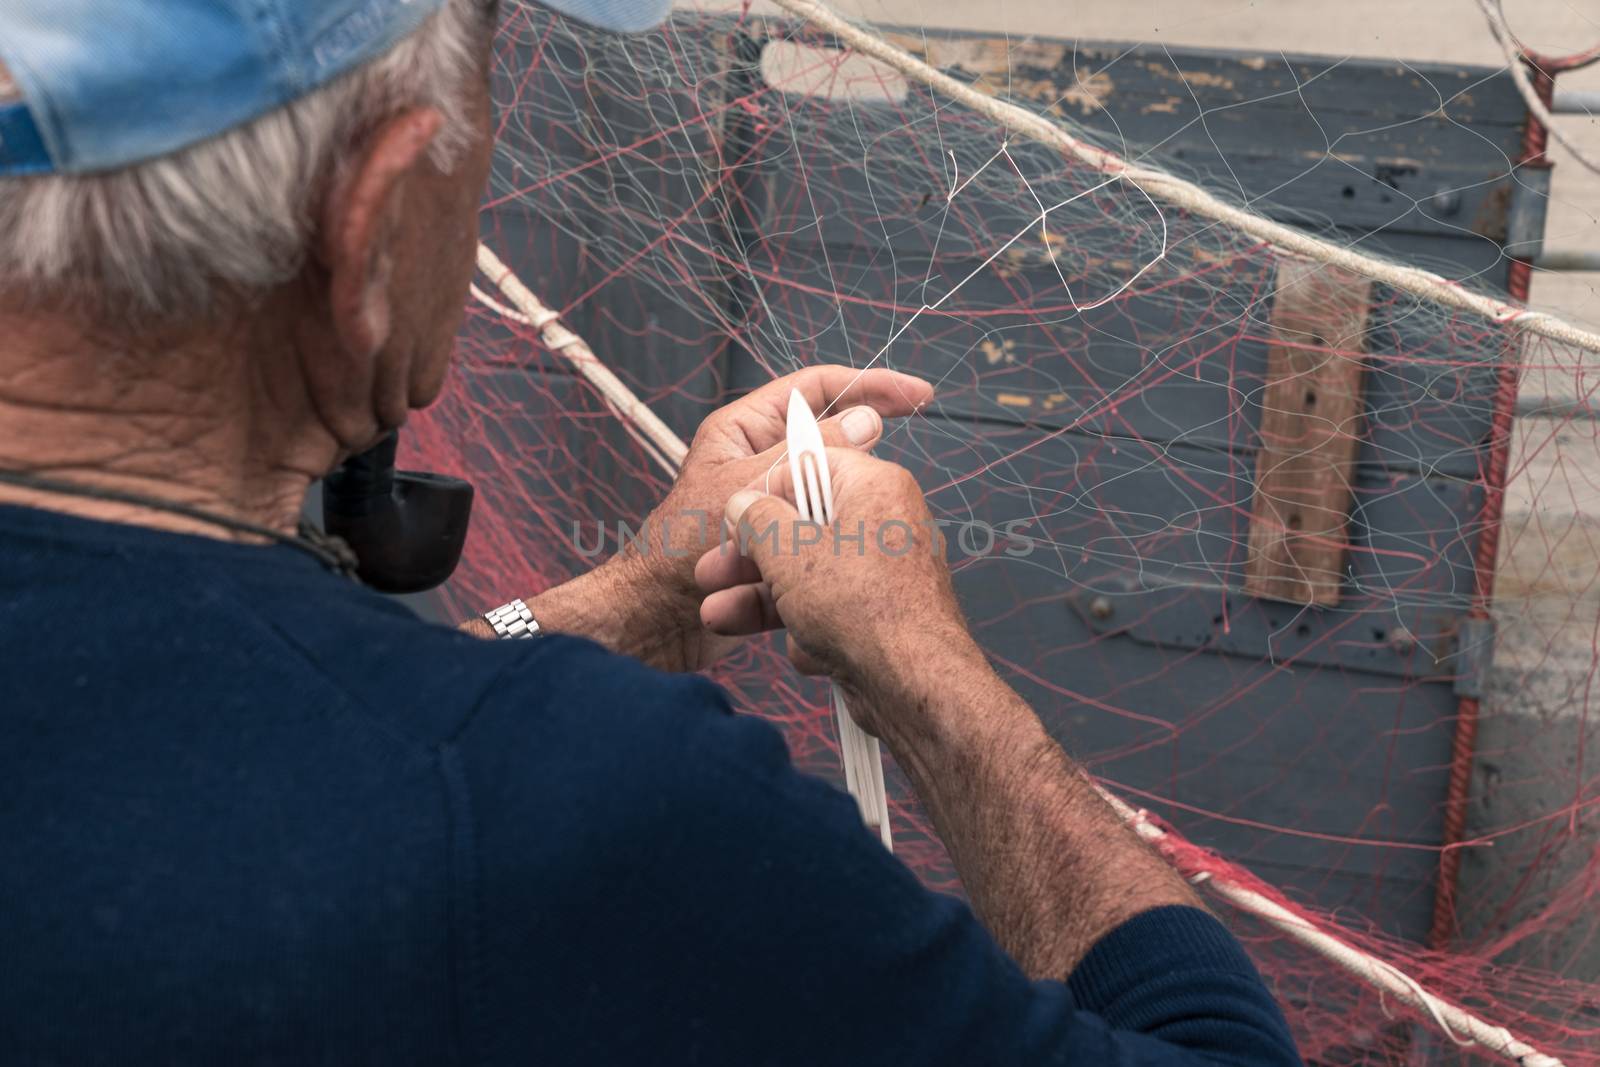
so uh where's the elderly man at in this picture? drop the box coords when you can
[0,1,1301,1064]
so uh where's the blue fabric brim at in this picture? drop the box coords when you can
[536,0,675,34]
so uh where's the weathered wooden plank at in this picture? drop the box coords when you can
[867,28,1526,128]
[873,413,1484,610]
[728,231,1507,478]
[753,26,1525,245]
[753,99,1517,245]
[1244,259,1374,606]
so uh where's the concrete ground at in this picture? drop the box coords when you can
[689,0,1600,978]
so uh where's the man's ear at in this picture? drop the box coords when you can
[319,108,446,359]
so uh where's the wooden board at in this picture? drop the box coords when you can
[1243,259,1374,606]
[726,234,1506,478]
[756,35,1523,246]
[737,37,1519,479]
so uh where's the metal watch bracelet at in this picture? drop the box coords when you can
[483,598,542,640]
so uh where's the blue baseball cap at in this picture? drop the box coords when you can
[0,0,672,177]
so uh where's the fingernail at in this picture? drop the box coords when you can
[841,406,879,445]
[726,489,762,524]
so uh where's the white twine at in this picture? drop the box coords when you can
[468,283,534,327]
[768,0,1600,357]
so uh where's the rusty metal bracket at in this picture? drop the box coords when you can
[1553,87,1600,114]
[1448,617,1497,699]
[1531,248,1600,272]
[1505,166,1551,262]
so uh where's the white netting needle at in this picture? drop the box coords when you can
[786,389,893,850]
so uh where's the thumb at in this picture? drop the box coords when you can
[724,488,800,570]
[815,405,882,451]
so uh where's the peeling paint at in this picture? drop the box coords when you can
[1004,71,1114,117]
[881,33,1113,116]
[882,34,1067,78]
[1178,69,1236,91]
[1061,71,1114,116]
[980,338,1018,365]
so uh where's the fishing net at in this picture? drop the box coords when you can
[407,3,1600,1062]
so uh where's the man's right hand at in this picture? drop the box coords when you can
[693,448,987,740]
[696,447,1211,986]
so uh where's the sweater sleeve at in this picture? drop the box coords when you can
[453,637,1303,1067]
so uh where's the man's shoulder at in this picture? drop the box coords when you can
[267,583,744,761]
[305,585,782,800]
[446,630,784,796]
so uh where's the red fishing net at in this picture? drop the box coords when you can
[409,6,1600,1062]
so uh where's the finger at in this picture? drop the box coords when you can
[742,405,881,490]
[723,488,800,564]
[764,365,934,419]
[693,540,763,593]
[719,367,934,455]
[818,405,882,451]
[701,582,782,636]
[748,456,797,507]
[723,487,829,598]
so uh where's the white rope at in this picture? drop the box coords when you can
[469,276,682,477]
[468,282,535,327]
[471,242,1566,1066]
[1096,788,1566,1067]
[1476,0,1600,175]
[768,0,1600,357]
[474,243,689,472]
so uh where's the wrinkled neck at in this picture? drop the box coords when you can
[0,307,338,539]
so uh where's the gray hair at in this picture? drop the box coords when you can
[0,0,488,318]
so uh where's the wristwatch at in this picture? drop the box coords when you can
[483,598,542,640]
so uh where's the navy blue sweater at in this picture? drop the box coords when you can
[0,503,1301,1066]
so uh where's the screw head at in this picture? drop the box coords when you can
[1089,595,1114,620]
[1429,187,1462,217]
[1389,626,1416,653]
